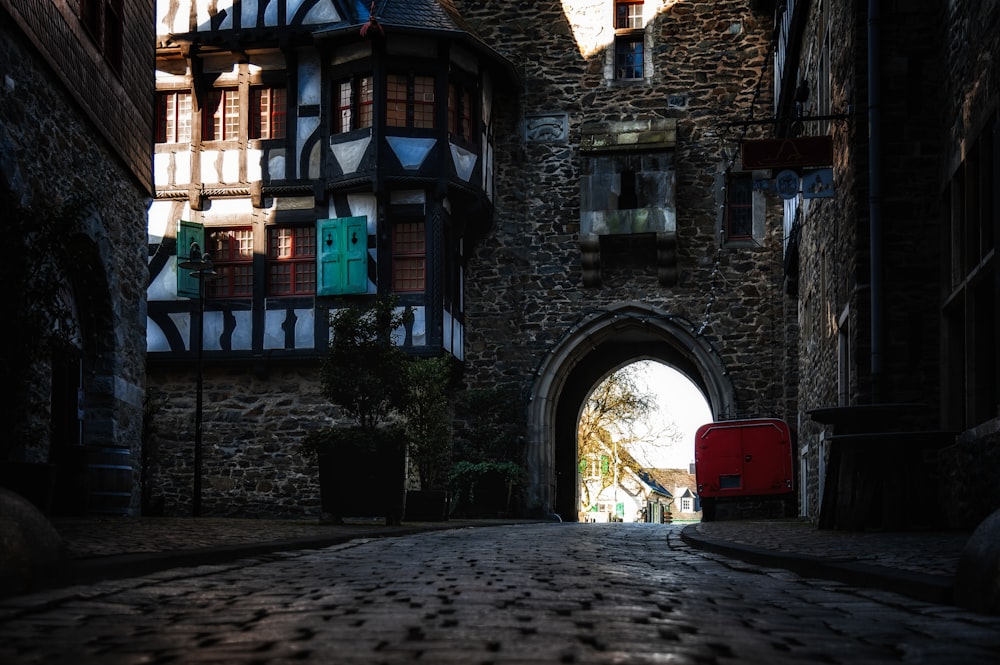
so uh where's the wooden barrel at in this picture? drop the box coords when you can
[86,447,133,515]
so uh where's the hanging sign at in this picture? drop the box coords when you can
[741,136,833,169]
[802,168,835,198]
[775,170,800,200]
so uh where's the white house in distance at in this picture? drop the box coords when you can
[579,446,699,523]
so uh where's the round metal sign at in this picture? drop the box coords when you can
[775,169,800,200]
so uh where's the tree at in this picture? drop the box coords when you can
[449,383,527,517]
[577,364,679,511]
[402,355,455,490]
[318,295,409,430]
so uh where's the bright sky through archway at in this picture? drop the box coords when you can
[631,360,712,469]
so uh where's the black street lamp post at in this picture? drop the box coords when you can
[179,243,219,517]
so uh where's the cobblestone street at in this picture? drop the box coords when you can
[1,523,998,664]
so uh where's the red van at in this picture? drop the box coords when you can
[694,418,794,498]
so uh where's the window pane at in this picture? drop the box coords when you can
[358,76,374,128]
[336,80,353,133]
[393,257,425,291]
[270,263,292,295]
[393,222,425,292]
[252,88,286,139]
[727,173,753,239]
[615,37,644,79]
[251,88,264,139]
[176,93,192,142]
[224,89,240,139]
[295,262,316,293]
[203,90,222,140]
[270,88,286,138]
[267,227,316,296]
[448,84,473,141]
[157,92,191,143]
[616,2,643,29]
[413,75,435,129]
[386,74,407,127]
[156,93,172,143]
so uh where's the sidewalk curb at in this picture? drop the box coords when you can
[680,524,955,606]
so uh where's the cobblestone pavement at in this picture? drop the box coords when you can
[690,520,966,578]
[2,523,998,664]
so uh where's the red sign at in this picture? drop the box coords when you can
[741,136,833,169]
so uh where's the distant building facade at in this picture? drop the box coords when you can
[0,1,153,515]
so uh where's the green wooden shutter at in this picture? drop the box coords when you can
[177,220,205,299]
[317,216,368,295]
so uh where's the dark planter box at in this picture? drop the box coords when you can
[404,490,450,521]
[317,427,406,525]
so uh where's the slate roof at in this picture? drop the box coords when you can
[339,0,482,39]
[325,1,516,82]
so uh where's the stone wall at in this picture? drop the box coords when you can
[144,365,338,518]
[458,0,793,420]
[0,13,149,514]
[790,0,1000,522]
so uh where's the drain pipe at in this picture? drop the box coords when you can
[868,0,884,402]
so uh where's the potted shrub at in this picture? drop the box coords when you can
[449,384,527,517]
[311,296,409,525]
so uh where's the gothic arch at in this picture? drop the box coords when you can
[525,301,735,519]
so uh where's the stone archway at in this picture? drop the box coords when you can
[525,302,735,519]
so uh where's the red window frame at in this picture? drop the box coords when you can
[392,222,426,292]
[335,75,374,133]
[206,227,254,298]
[250,87,287,140]
[448,83,473,143]
[615,1,643,30]
[387,74,436,129]
[203,88,240,142]
[267,226,316,296]
[156,91,192,143]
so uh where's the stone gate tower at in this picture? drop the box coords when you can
[457,1,793,517]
